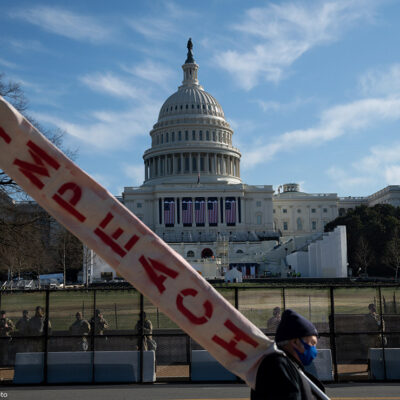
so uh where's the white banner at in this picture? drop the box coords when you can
[0,96,276,389]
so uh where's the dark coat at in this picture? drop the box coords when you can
[250,351,325,400]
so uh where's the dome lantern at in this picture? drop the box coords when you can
[182,38,199,87]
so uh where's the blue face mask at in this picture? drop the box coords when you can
[295,339,318,366]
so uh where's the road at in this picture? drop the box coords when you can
[1,383,400,400]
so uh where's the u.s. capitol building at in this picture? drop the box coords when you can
[87,41,400,282]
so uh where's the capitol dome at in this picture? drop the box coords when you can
[142,39,241,185]
[157,86,225,122]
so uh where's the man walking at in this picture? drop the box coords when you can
[251,309,325,399]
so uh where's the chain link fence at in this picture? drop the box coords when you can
[0,283,399,384]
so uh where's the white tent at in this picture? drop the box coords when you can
[224,267,243,283]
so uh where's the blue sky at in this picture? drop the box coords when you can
[1,0,400,197]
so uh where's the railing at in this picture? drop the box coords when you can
[0,282,399,384]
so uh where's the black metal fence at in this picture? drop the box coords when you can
[0,282,399,384]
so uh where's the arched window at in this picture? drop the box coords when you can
[236,249,244,254]
[201,248,213,258]
[187,250,195,258]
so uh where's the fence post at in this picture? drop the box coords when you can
[378,286,387,381]
[234,287,239,309]
[187,335,192,382]
[329,287,338,383]
[140,293,144,383]
[43,289,50,384]
[282,287,286,310]
[91,289,96,383]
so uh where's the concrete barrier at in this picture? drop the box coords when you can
[191,350,236,381]
[13,353,44,384]
[13,351,156,384]
[304,349,333,381]
[369,348,400,380]
[94,351,155,382]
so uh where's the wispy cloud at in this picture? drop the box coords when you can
[0,57,19,69]
[123,164,145,186]
[127,17,175,41]
[33,100,159,150]
[126,2,199,41]
[80,72,149,100]
[8,39,48,53]
[10,6,111,43]
[359,64,400,96]
[216,0,377,89]
[121,60,174,90]
[327,143,400,191]
[242,96,400,168]
[257,97,313,113]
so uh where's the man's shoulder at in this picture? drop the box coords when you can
[258,351,293,372]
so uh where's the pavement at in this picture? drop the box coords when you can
[1,382,400,400]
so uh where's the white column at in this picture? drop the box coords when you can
[214,154,217,174]
[197,152,200,173]
[180,153,184,174]
[172,155,175,175]
[206,153,209,173]
[189,153,192,173]
[145,160,148,180]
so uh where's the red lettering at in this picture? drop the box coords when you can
[139,256,179,294]
[94,212,139,257]
[0,126,11,144]
[52,182,86,222]
[112,228,123,239]
[176,288,213,325]
[212,319,259,361]
[13,140,60,189]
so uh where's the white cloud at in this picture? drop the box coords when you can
[10,6,111,42]
[80,72,148,100]
[326,166,373,191]
[326,143,400,191]
[216,0,377,89]
[242,96,400,168]
[127,17,175,41]
[123,164,145,186]
[257,97,312,113]
[126,2,198,41]
[385,166,400,184]
[33,101,159,150]
[121,60,174,90]
[0,57,19,69]
[359,64,400,96]
[8,39,47,53]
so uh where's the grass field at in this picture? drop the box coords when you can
[0,286,398,331]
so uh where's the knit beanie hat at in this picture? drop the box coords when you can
[275,309,318,342]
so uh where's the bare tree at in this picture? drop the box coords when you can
[0,73,76,193]
[0,73,81,280]
[354,236,373,276]
[384,231,400,280]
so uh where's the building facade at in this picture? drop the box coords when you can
[86,41,400,282]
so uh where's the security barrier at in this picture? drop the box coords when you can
[0,282,399,384]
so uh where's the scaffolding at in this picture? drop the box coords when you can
[216,233,229,274]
